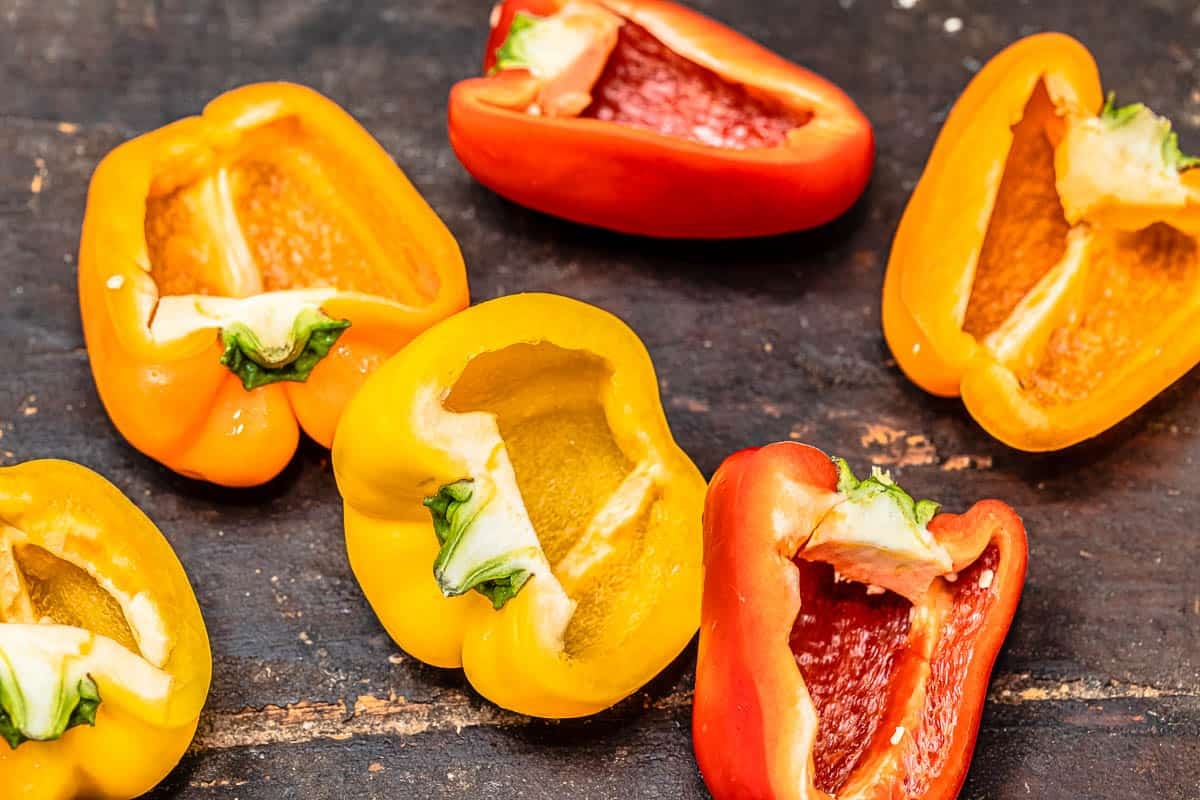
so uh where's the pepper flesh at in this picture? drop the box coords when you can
[883,33,1200,450]
[333,293,705,717]
[450,0,873,238]
[79,82,469,486]
[0,460,211,799]
[693,442,1026,800]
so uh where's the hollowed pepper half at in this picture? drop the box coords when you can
[0,460,211,799]
[448,0,874,238]
[333,293,705,717]
[694,442,1026,800]
[79,83,469,486]
[883,33,1200,450]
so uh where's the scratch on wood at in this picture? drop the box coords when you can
[189,672,1199,753]
[788,422,811,440]
[189,779,248,789]
[988,674,1195,705]
[670,395,710,413]
[941,454,993,471]
[30,158,47,194]
[860,424,937,467]
[194,693,521,751]
[860,423,905,448]
[192,690,691,752]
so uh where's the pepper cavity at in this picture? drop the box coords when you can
[483,0,810,149]
[967,82,1200,421]
[421,341,666,656]
[0,530,171,749]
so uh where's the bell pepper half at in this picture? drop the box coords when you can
[333,293,705,717]
[883,33,1200,450]
[79,82,469,487]
[0,460,211,799]
[694,442,1026,800]
[448,0,874,238]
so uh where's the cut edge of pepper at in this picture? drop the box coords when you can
[0,525,173,671]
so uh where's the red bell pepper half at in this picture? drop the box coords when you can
[448,0,874,238]
[694,442,1027,800]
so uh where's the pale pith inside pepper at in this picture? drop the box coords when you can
[139,111,449,388]
[0,460,210,800]
[0,538,173,748]
[961,85,1199,407]
[418,343,667,650]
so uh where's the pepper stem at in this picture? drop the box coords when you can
[492,11,543,74]
[833,458,940,528]
[424,480,540,609]
[220,307,350,391]
[1100,93,1199,172]
[0,651,101,750]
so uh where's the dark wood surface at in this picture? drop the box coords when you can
[2,1,1199,797]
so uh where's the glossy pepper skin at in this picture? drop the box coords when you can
[883,34,1200,450]
[333,293,705,717]
[0,461,211,799]
[448,0,873,238]
[80,82,469,487]
[694,442,1026,800]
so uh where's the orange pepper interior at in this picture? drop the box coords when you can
[960,81,1200,405]
[1025,225,1198,403]
[144,116,442,306]
[962,82,1071,338]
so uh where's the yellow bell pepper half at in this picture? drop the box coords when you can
[333,293,705,718]
[0,461,211,799]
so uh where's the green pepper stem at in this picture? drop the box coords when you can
[424,480,540,609]
[0,649,101,750]
[220,307,350,391]
[833,458,940,528]
[1100,93,1199,172]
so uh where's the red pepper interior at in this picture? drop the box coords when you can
[581,21,806,149]
[790,545,1000,794]
[904,545,1000,796]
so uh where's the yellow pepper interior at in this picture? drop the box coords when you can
[144,116,439,306]
[961,80,1200,404]
[445,343,659,656]
[5,543,139,654]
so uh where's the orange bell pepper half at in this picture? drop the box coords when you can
[448,0,874,238]
[883,34,1200,450]
[79,83,469,487]
[694,442,1027,800]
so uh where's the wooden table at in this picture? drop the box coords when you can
[2,1,1198,797]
